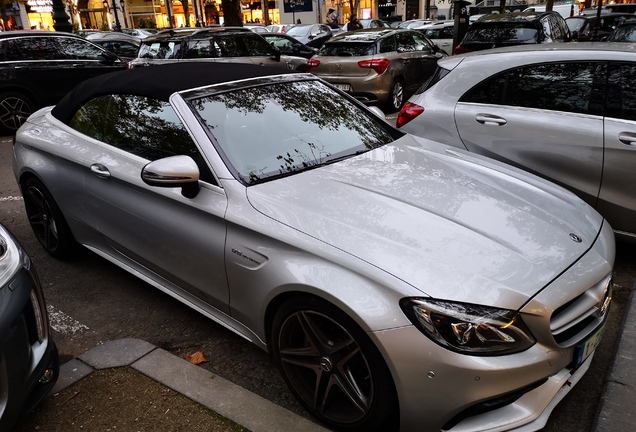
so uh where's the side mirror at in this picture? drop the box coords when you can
[272,46,281,61]
[142,155,200,199]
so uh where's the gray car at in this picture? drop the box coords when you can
[13,62,614,432]
[129,27,307,72]
[397,43,636,241]
[308,28,446,112]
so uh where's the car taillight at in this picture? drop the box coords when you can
[358,58,390,75]
[396,102,424,128]
[307,58,320,72]
[454,45,472,55]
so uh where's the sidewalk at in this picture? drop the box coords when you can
[592,283,636,431]
[15,338,329,432]
[15,285,636,432]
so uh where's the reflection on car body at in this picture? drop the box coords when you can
[13,62,615,432]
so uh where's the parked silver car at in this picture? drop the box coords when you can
[13,62,614,432]
[397,43,636,240]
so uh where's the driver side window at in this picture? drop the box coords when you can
[69,94,216,184]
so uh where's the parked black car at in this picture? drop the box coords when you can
[0,223,59,430]
[261,32,317,59]
[455,11,571,54]
[566,13,634,41]
[0,31,126,134]
[128,27,307,72]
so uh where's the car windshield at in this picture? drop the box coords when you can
[464,22,539,42]
[185,79,401,185]
[287,26,311,37]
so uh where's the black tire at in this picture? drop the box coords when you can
[23,177,77,259]
[271,296,399,432]
[0,91,36,135]
[384,79,405,113]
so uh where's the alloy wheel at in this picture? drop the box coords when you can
[0,95,33,132]
[277,310,374,424]
[24,185,61,253]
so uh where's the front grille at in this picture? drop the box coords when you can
[550,277,612,346]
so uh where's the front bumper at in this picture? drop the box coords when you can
[372,220,614,432]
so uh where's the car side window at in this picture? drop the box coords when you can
[69,94,216,184]
[441,27,454,38]
[395,32,416,52]
[379,35,395,53]
[5,37,66,61]
[606,62,636,121]
[461,62,606,116]
[214,36,249,57]
[506,62,603,115]
[240,34,273,56]
[413,33,433,51]
[186,39,214,58]
[61,37,109,60]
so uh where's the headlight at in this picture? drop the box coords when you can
[400,298,536,356]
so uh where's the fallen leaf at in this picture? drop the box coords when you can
[186,351,208,365]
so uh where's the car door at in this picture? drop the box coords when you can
[597,61,636,234]
[54,36,126,85]
[394,31,434,93]
[3,36,78,107]
[454,61,606,207]
[69,93,230,312]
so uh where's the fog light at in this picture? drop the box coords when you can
[39,368,55,384]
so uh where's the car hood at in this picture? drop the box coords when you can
[246,135,604,309]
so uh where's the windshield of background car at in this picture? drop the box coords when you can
[185,79,402,185]
[464,22,539,42]
[287,26,311,37]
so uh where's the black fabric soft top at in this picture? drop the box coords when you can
[51,62,294,124]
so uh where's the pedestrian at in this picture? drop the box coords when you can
[348,14,363,31]
[296,18,302,24]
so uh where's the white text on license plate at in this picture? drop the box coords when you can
[334,84,351,92]
[574,324,605,368]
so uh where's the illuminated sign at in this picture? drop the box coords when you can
[28,0,53,13]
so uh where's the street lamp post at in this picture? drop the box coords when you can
[290,0,299,24]
[103,0,122,31]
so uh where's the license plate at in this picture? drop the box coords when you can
[573,324,605,368]
[333,84,351,92]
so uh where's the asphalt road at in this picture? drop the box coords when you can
[2,134,634,431]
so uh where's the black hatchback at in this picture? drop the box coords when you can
[455,11,572,54]
[0,31,126,135]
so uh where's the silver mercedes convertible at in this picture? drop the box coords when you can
[12,63,615,432]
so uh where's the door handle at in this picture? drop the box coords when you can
[475,114,507,126]
[618,132,636,146]
[90,164,111,179]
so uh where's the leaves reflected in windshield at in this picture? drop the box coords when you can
[190,80,402,184]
